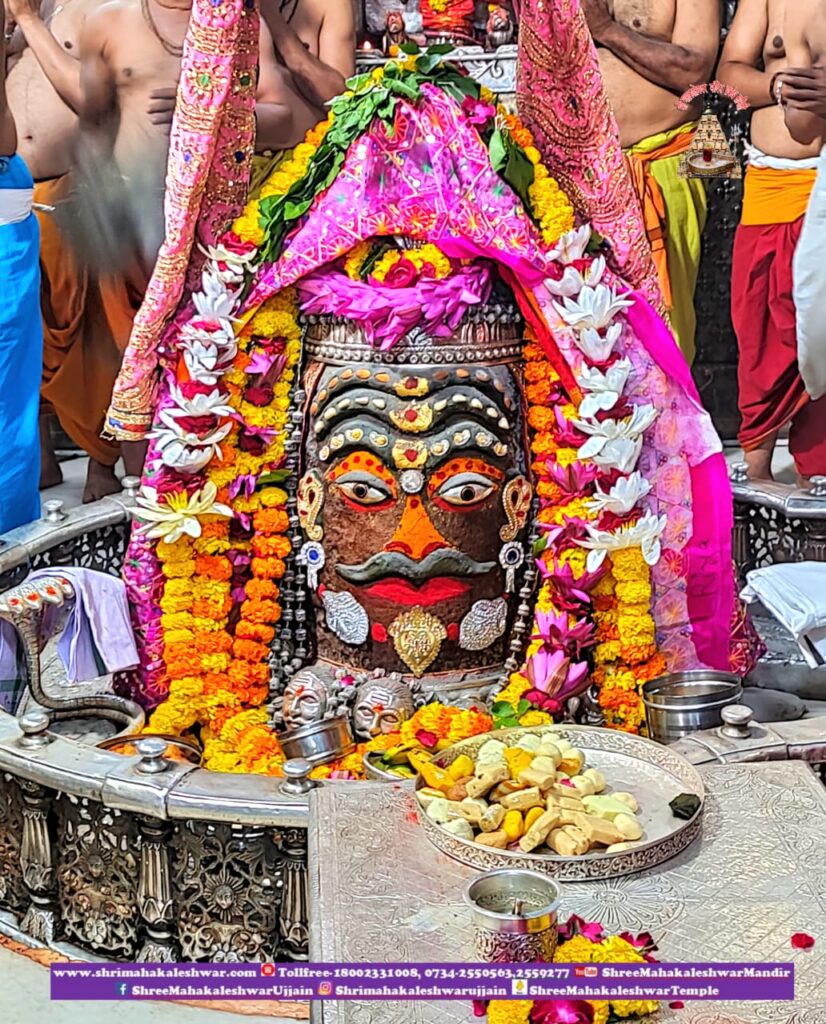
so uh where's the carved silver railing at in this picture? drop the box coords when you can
[0,710,313,962]
[356,43,517,100]
[730,462,826,582]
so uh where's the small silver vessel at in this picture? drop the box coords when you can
[642,671,742,743]
[278,716,355,766]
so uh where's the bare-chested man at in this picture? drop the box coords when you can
[4,0,123,499]
[716,0,825,483]
[9,0,343,497]
[581,0,721,364]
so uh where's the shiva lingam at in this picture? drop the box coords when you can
[269,279,540,755]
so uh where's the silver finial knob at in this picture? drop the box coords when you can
[720,703,753,739]
[280,758,315,795]
[729,462,749,485]
[810,476,826,498]
[42,500,67,524]
[121,476,141,499]
[135,737,170,774]
[18,710,52,748]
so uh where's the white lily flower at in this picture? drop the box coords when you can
[150,420,233,474]
[201,241,256,283]
[593,436,644,475]
[577,358,632,418]
[585,472,652,515]
[578,512,668,572]
[180,340,223,386]
[555,283,634,332]
[574,323,623,364]
[544,256,607,298]
[192,271,240,322]
[548,225,591,264]
[575,403,658,456]
[165,383,234,420]
[133,482,233,543]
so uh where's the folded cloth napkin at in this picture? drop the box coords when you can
[0,568,139,698]
[741,562,826,668]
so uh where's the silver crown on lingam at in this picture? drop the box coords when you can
[269,251,540,759]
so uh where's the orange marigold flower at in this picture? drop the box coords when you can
[232,638,269,663]
[195,630,233,653]
[252,508,290,534]
[251,536,292,559]
[228,660,270,687]
[251,556,286,580]
[194,554,233,581]
[244,579,280,601]
[192,598,232,621]
[528,407,555,432]
[235,620,276,643]
[537,480,564,503]
[531,434,558,457]
[240,598,282,624]
[525,382,553,405]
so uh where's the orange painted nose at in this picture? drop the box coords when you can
[385,497,450,561]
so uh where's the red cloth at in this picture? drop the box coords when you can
[732,219,826,478]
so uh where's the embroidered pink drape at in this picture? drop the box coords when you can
[515,0,663,312]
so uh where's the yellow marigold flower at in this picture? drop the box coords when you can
[488,1001,531,1024]
[344,240,372,280]
[519,709,553,727]
[595,640,623,663]
[556,447,580,468]
[591,1001,610,1024]
[611,1001,659,1018]
[480,85,496,103]
[554,936,598,963]
[524,145,541,165]
[611,546,648,582]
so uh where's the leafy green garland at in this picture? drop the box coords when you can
[257,44,544,264]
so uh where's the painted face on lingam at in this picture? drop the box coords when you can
[297,317,533,681]
[352,677,416,739]
[281,671,329,728]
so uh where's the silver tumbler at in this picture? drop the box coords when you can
[464,869,561,963]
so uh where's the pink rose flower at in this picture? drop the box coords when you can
[381,257,419,289]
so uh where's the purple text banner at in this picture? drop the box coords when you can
[50,962,794,1002]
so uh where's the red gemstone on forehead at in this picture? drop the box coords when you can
[405,449,418,462]
[353,454,361,462]
[404,409,418,422]
[405,377,417,389]
[409,497,420,508]
[446,623,459,642]
[371,622,388,643]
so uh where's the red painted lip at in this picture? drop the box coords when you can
[364,577,472,606]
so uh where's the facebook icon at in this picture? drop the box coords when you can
[117,983,129,996]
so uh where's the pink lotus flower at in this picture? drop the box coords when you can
[540,561,604,612]
[554,405,587,447]
[532,609,595,658]
[545,459,599,495]
[525,648,590,708]
[558,915,605,943]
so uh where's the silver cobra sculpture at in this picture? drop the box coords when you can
[0,574,144,734]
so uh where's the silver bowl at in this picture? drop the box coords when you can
[363,750,419,782]
[278,716,355,766]
[642,671,742,744]
[98,733,203,766]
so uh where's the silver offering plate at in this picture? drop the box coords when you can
[416,725,704,881]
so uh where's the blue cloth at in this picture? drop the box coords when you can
[0,155,41,533]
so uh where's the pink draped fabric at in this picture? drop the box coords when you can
[515,0,664,314]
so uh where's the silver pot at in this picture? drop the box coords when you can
[642,671,742,744]
[464,869,561,963]
[278,716,355,766]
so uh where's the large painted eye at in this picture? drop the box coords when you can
[334,472,394,507]
[436,472,496,507]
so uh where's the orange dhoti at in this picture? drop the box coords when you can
[732,164,826,478]
[35,176,145,466]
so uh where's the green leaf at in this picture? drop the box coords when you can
[284,197,313,220]
[399,41,420,55]
[489,129,507,172]
[257,469,291,486]
[517,699,532,715]
[504,146,536,206]
[490,701,516,715]
[533,535,549,556]
[444,72,479,99]
[415,54,442,76]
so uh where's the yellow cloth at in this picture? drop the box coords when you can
[741,165,817,227]
[624,124,708,364]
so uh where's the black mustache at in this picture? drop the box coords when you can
[336,549,495,585]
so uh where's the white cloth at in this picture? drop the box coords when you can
[744,142,821,171]
[0,187,33,226]
[741,562,826,667]
[793,143,826,401]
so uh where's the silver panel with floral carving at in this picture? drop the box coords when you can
[310,762,826,1024]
